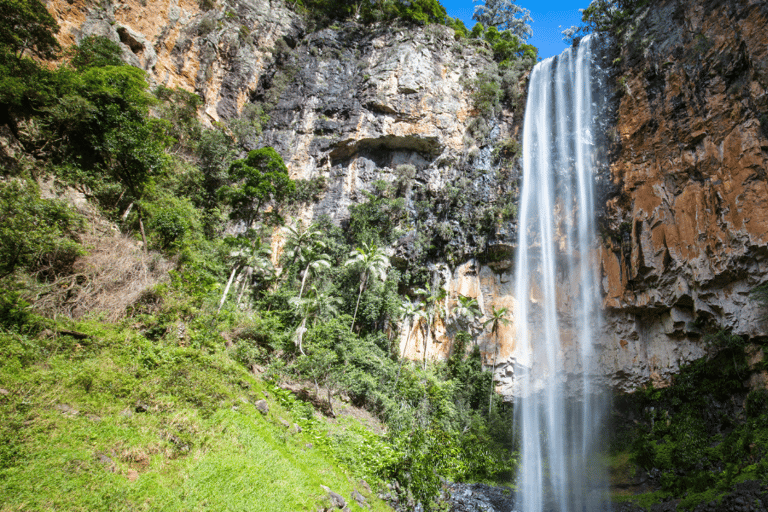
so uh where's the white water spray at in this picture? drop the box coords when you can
[512,35,610,512]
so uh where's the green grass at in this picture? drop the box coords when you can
[0,321,391,512]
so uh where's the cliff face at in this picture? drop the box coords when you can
[47,0,768,396]
[598,0,768,390]
[48,0,302,122]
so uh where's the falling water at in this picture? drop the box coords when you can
[512,35,610,512]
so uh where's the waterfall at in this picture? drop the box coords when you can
[512,35,610,512]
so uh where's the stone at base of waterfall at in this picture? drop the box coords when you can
[447,483,515,512]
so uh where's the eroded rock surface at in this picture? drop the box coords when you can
[597,0,768,390]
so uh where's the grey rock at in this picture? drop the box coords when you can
[351,489,367,507]
[54,404,79,416]
[320,485,346,509]
[255,399,269,415]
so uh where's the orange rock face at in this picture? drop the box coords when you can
[598,0,768,389]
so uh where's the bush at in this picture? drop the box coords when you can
[471,73,501,117]
[0,180,84,279]
[68,35,123,70]
[143,194,202,252]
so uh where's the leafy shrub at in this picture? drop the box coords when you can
[0,180,84,279]
[143,194,202,252]
[68,35,123,70]
[471,73,501,116]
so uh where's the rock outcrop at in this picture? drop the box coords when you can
[598,0,768,390]
[48,0,302,122]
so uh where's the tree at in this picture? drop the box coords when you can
[414,284,447,370]
[561,0,642,44]
[68,35,123,70]
[217,236,273,312]
[219,147,295,228]
[282,221,332,301]
[283,221,332,354]
[394,299,426,388]
[483,305,510,416]
[472,0,532,41]
[344,242,390,332]
[0,0,60,60]
[0,180,83,279]
[453,294,482,331]
[290,285,342,356]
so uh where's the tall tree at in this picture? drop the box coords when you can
[0,0,60,60]
[218,236,273,312]
[414,284,447,369]
[472,0,532,41]
[219,147,295,229]
[283,221,331,301]
[289,285,342,356]
[344,242,390,332]
[483,305,510,416]
[453,294,482,331]
[394,300,425,388]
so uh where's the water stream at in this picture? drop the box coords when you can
[512,35,611,512]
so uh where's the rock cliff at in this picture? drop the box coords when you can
[598,0,768,391]
[47,0,768,396]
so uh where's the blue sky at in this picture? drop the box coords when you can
[441,0,588,59]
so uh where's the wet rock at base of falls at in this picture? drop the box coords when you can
[446,482,515,512]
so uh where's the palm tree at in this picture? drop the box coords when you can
[344,242,390,332]
[218,236,272,313]
[289,285,342,355]
[414,284,447,369]
[483,305,511,416]
[235,240,274,307]
[453,294,482,330]
[394,300,425,388]
[283,221,331,301]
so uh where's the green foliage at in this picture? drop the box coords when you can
[0,180,84,279]
[347,191,405,247]
[68,35,123,70]
[446,16,468,39]
[471,73,501,117]
[219,147,296,228]
[143,194,202,252]
[472,0,532,41]
[622,333,768,506]
[152,85,203,152]
[562,0,647,43]
[0,290,34,332]
[228,103,267,147]
[298,0,447,27]
[0,0,60,60]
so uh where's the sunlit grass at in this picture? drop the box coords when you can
[0,322,390,511]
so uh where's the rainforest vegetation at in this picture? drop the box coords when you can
[1,0,767,510]
[0,0,522,509]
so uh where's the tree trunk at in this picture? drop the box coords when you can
[218,266,239,313]
[489,333,499,418]
[236,267,252,306]
[294,316,307,355]
[298,263,310,300]
[394,321,413,388]
[350,271,368,332]
[136,207,148,254]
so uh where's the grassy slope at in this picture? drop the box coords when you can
[0,320,392,512]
